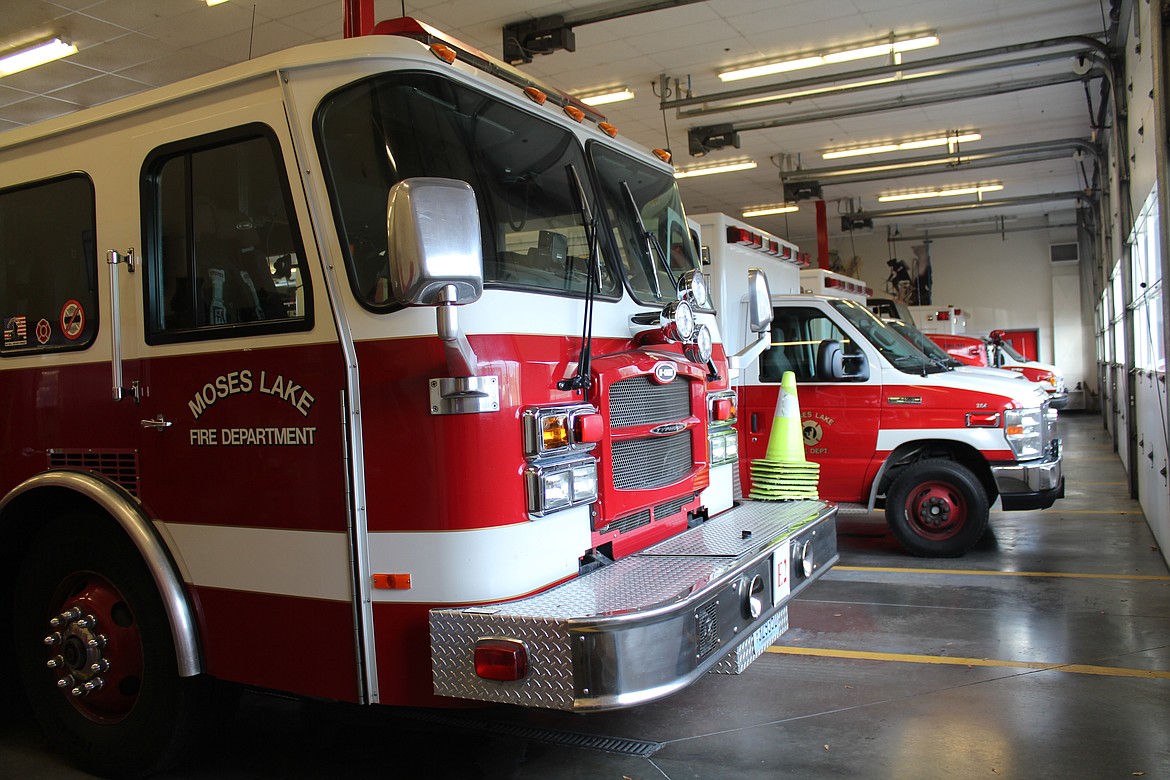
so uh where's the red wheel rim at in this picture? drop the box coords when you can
[904,481,967,541]
[42,572,145,723]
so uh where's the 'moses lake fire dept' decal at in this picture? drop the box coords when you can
[186,369,318,447]
[802,411,832,456]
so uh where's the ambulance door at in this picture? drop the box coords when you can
[131,124,357,702]
[743,305,881,502]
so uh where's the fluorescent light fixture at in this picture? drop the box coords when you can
[0,37,78,78]
[674,160,757,179]
[719,34,939,82]
[824,132,982,160]
[743,204,799,217]
[206,0,230,5]
[580,87,634,106]
[878,183,1004,202]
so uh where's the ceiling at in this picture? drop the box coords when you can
[1,0,1117,244]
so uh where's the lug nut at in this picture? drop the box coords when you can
[57,675,75,689]
[43,632,62,646]
[46,655,65,670]
[89,659,110,673]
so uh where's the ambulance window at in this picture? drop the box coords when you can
[142,125,311,344]
[760,307,858,382]
[0,174,98,356]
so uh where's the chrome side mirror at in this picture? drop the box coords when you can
[386,177,483,306]
[746,268,773,333]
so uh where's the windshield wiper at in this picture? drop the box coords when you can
[557,163,600,402]
[620,181,676,298]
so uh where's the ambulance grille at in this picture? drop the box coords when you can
[48,450,139,498]
[599,508,650,535]
[696,599,719,659]
[611,432,692,490]
[608,375,690,428]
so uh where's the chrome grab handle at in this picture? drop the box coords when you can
[107,248,136,401]
[140,414,172,430]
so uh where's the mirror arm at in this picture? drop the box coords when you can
[437,284,479,377]
[728,332,770,373]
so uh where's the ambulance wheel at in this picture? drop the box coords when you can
[885,460,989,557]
[13,513,214,778]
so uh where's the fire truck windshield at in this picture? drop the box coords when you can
[315,71,622,307]
[589,143,699,306]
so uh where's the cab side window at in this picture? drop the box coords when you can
[0,174,98,356]
[760,307,857,382]
[143,126,311,343]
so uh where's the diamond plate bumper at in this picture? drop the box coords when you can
[430,498,837,711]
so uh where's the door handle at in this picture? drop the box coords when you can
[751,412,760,433]
[140,414,172,430]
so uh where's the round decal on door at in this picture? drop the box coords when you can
[60,300,85,340]
[802,419,824,447]
[35,318,52,345]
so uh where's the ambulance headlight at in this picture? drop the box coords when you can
[525,458,598,516]
[1004,407,1043,459]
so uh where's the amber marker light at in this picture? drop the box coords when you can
[523,86,547,105]
[429,43,457,63]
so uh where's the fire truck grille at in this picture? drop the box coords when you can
[654,494,693,519]
[612,433,692,490]
[695,599,719,659]
[48,450,139,497]
[599,509,650,536]
[608,375,690,428]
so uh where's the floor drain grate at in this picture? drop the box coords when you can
[391,707,664,758]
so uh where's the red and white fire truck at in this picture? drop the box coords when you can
[695,213,1064,558]
[0,19,838,777]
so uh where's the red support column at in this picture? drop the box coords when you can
[815,200,829,269]
[343,0,375,38]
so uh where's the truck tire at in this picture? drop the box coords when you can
[885,460,989,557]
[13,512,214,778]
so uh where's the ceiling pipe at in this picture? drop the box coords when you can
[663,35,1110,118]
[780,139,1103,186]
[886,221,1079,242]
[839,191,1090,220]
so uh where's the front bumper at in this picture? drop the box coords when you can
[431,499,837,711]
[1046,388,1070,409]
[992,439,1065,510]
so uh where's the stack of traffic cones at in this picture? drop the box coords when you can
[749,370,820,500]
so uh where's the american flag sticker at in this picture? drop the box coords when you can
[3,315,27,348]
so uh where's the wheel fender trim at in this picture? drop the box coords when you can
[0,471,202,677]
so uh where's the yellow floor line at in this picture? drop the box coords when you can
[832,565,1170,580]
[766,646,1170,679]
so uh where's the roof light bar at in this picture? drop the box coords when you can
[719,34,939,82]
[0,37,78,78]
[824,131,982,160]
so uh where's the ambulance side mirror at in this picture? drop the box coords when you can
[386,177,484,307]
[746,268,773,334]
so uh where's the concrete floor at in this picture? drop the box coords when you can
[3,412,1168,779]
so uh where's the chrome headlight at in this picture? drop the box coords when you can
[661,299,696,342]
[677,269,709,308]
[684,324,713,363]
[522,404,601,457]
[524,458,598,516]
[1004,407,1043,459]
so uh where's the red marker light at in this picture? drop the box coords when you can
[574,412,604,443]
[474,638,528,681]
[712,398,734,421]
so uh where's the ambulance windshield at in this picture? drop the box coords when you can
[830,300,947,375]
[316,71,620,307]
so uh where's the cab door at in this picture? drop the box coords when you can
[129,123,357,702]
[741,305,881,503]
